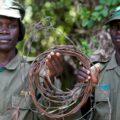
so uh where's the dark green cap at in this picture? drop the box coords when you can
[0,0,25,20]
[106,6,120,24]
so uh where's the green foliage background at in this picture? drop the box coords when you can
[17,0,120,57]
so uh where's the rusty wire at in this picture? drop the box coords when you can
[28,45,93,119]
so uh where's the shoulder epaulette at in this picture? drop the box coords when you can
[22,56,36,63]
[90,57,110,72]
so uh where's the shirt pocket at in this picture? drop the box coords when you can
[93,88,111,120]
[0,96,31,120]
[95,86,110,102]
[12,95,31,110]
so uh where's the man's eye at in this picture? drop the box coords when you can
[9,24,17,29]
[111,25,117,30]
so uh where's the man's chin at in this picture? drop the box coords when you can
[115,39,120,42]
[0,46,12,52]
[112,38,120,42]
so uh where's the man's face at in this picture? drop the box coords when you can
[109,20,120,50]
[0,16,19,52]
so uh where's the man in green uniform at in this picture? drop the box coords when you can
[76,6,120,120]
[0,0,39,120]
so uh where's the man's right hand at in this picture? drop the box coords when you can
[74,63,100,85]
[45,52,63,78]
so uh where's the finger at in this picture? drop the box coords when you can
[56,52,63,63]
[50,52,62,74]
[90,63,100,73]
[90,63,100,84]
[45,54,57,76]
[79,61,83,66]
[45,59,55,76]
[85,76,91,82]
[50,52,63,73]
[76,74,91,82]
[78,67,90,75]
[74,69,90,80]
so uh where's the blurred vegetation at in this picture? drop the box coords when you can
[17,0,120,57]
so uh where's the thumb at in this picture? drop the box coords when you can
[90,63,100,84]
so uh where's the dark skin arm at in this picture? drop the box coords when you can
[45,51,100,85]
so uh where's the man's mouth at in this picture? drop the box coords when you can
[112,36,120,41]
[0,39,11,43]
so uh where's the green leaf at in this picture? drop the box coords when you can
[95,5,103,11]
[91,12,100,20]
[81,19,89,27]
[101,9,108,17]
[99,0,106,4]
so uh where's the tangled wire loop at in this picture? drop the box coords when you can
[28,45,93,119]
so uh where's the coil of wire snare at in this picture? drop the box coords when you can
[28,45,93,119]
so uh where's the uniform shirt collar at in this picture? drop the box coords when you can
[106,52,118,70]
[5,54,23,70]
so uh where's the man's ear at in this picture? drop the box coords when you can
[18,20,25,42]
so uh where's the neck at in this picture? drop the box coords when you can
[0,49,16,67]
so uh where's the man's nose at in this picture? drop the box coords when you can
[117,29,120,34]
[0,25,10,34]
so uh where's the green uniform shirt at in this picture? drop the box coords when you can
[0,54,85,120]
[93,53,120,120]
[0,54,38,120]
